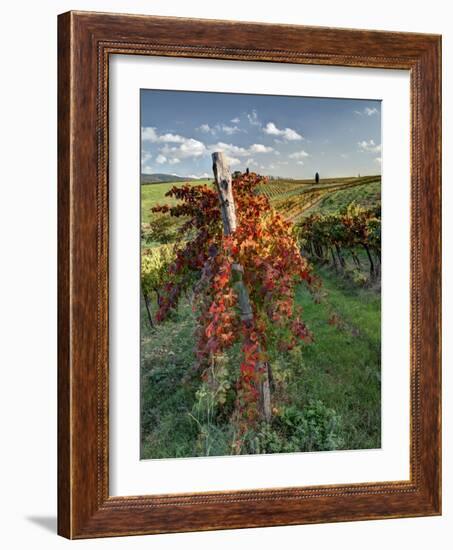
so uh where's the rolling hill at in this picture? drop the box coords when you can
[141,173,198,184]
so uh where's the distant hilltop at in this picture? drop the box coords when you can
[141,173,200,184]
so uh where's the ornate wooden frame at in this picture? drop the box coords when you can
[58,10,441,539]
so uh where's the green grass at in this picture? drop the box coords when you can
[140,267,381,459]
[140,298,202,458]
[141,180,211,223]
[140,296,239,458]
[292,267,381,449]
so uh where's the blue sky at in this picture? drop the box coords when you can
[141,90,381,179]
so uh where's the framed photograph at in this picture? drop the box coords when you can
[58,11,441,539]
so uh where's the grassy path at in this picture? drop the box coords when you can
[293,267,381,450]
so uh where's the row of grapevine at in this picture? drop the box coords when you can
[258,180,302,199]
[273,191,329,222]
[141,244,175,327]
[296,204,381,281]
[259,177,381,223]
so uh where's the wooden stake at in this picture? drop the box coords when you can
[212,152,237,235]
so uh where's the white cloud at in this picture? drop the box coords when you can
[374,157,382,164]
[161,138,206,160]
[142,127,186,143]
[143,127,207,160]
[230,117,240,124]
[221,125,241,135]
[246,110,260,126]
[141,151,152,170]
[246,158,257,166]
[296,161,304,165]
[263,122,303,141]
[142,124,278,168]
[354,107,379,116]
[358,139,381,153]
[179,139,206,157]
[188,172,211,179]
[263,122,280,135]
[197,123,242,135]
[197,123,213,134]
[228,157,241,166]
[249,143,274,154]
[142,127,159,141]
[289,150,310,160]
[159,132,185,143]
[340,153,349,159]
[210,142,249,157]
[209,142,272,157]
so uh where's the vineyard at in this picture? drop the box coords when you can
[258,175,380,222]
[297,204,381,284]
[140,169,381,458]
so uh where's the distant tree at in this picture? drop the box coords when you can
[315,172,320,183]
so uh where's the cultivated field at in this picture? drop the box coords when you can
[258,175,381,222]
[140,173,382,458]
[142,175,381,238]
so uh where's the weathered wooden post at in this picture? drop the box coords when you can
[212,152,237,234]
[212,152,272,422]
[315,172,320,184]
